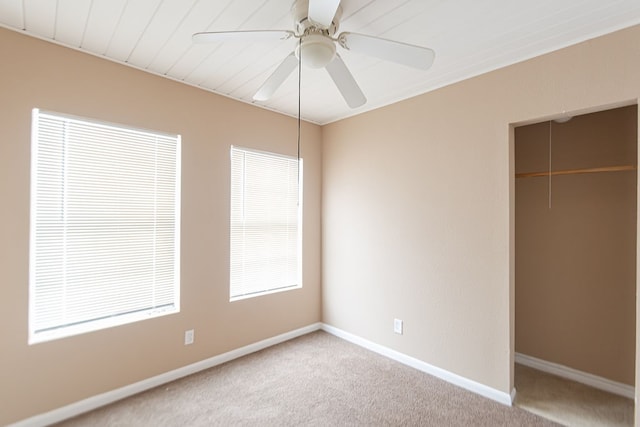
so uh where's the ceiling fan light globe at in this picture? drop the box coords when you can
[296,34,336,69]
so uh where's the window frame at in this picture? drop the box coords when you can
[229,145,303,301]
[28,109,181,344]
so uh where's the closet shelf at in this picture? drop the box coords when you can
[516,165,636,179]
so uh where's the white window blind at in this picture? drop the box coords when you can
[29,109,181,344]
[230,146,302,300]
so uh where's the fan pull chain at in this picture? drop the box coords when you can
[297,37,302,206]
[548,121,552,209]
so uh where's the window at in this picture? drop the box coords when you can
[29,109,180,344]
[230,146,302,300]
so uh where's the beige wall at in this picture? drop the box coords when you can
[0,28,322,425]
[3,22,640,427]
[515,106,637,385]
[322,25,640,398]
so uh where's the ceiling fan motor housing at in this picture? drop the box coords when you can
[291,0,342,69]
[292,0,342,35]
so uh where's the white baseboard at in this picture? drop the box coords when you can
[515,352,635,399]
[321,323,514,406]
[10,323,322,427]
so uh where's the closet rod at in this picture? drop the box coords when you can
[516,165,636,179]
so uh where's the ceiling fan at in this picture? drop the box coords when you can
[193,0,435,109]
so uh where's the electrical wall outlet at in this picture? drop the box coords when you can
[394,319,403,335]
[184,329,194,345]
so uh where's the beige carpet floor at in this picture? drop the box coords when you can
[56,331,558,426]
[515,364,634,426]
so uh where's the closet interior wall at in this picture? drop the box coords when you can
[515,105,637,386]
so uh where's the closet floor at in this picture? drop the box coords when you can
[514,364,634,426]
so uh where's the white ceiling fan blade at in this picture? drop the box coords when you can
[308,0,341,28]
[193,30,294,44]
[338,32,435,70]
[253,52,299,101]
[325,54,366,109]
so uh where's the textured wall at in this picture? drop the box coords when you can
[0,28,322,425]
[322,25,640,397]
[515,106,637,385]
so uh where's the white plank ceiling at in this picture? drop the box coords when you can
[1,0,639,124]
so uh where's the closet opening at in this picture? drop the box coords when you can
[513,105,637,425]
